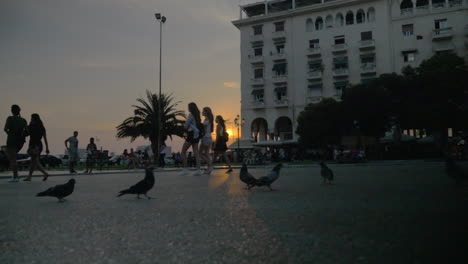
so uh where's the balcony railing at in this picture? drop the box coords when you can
[359,39,375,50]
[360,63,376,73]
[250,78,264,85]
[332,43,348,53]
[307,47,321,56]
[251,101,265,109]
[248,55,263,63]
[271,52,287,60]
[307,71,322,79]
[306,96,322,104]
[274,98,289,107]
[416,5,429,13]
[400,8,413,15]
[333,68,349,77]
[272,30,286,39]
[249,34,263,42]
[272,74,288,83]
[433,2,445,8]
[449,0,462,7]
[432,27,453,40]
[432,43,456,52]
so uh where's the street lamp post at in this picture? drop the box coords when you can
[234,115,246,162]
[154,12,166,166]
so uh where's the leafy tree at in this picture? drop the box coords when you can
[296,98,345,148]
[116,91,185,164]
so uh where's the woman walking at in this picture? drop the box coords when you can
[23,113,50,181]
[213,115,232,173]
[199,107,214,174]
[180,102,202,176]
[4,104,27,182]
[84,137,97,174]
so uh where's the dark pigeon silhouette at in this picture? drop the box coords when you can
[36,179,76,202]
[117,167,155,199]
[255,163,283,190]
[320,162,334,184]
[239,163,258,189]
[445,157,468,184]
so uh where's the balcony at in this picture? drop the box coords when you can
[272,30,286,39]
[272,74,288,83]
[332,43,348,53]
[250,78,264,85]
[249,34,263,42]
[432,27,453,40]
[274,98,289,108]
[400,8,413,15]
[306,96,322,104]
[307,71,323,80]
[333,68,349,77]
[433,2,445,8]
[248,55,263,63]
[415,5,429,13]
[433,43,456,52]
[307,47,321,56]
[271,52,287,61]
[359,39,375,50]
[251,101,265,110]
[360,63,377,74]
[449,0,462,7]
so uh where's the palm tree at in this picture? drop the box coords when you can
[116,91,185,164]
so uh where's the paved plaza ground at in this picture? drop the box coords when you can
[0,162,467,263]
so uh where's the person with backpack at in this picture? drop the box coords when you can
[180,102,203,176]
[4,104,28,182]
[213,115,232,173]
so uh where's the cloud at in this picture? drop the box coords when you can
[223,82,240,88]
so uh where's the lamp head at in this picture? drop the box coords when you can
[155,13,161,20]
[161,16,167,23]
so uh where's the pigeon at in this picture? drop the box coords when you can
[320,162,334,184]
[255,163,283,190]
[117,167,155,199]
[36,179,76,202]
[239,163,258,189]
[445,157,468,184]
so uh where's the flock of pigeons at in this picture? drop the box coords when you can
[35,162,337,202]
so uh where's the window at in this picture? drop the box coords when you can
[308,59,323,72]
[275,43,285,54]
[432,0,445,8]
[334,81,348,96]
[333,57,348,69]
[361,31,372,40]
[334,35,345,45]
[309,39,319,48]
[361,53,375,64]
[254,47,263,56]
[367,7,375,22]
[252,89,264,102]
[402,24,413,36]
[254,68,264,79]
[416,0,429,8]
[356,10,365,24]
[345,11,354,25]
[272,63,287,76]
[325,15,333,28]
[275,21,285,32]
[400,0,414,12]
[335,13,344,27]
[253,25,263,35]
[306,18,314,32]
[274,87,287,100]
[403,51,416,62]
[315,17,323,30]
[434,19,448,29]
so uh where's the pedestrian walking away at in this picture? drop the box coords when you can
[24,113,50,181]
[180,102,203,176]
[213,115,232,173]
[65,131,79,173]
[84,137,97,174]
[199,107,214,174]
[3,104,28,182]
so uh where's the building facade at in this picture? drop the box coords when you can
[232,0,468,143]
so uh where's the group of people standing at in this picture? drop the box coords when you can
[180,102,232,176]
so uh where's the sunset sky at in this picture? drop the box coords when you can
[1,0,258,155]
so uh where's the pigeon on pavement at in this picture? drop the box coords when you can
[320,162,334,184]
[117,167,155,199]
[36,179,76,202]
[239,163,258,189]
[255,163,283,191]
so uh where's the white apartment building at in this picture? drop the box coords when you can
[232,0,468,143]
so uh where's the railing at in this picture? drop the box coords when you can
[360,63,376,72]
[248,55,263,62]
[251,101,265,109]
[250,78,264,84]
[432,27,453,39]
[307,71,322,79]
[449,0,462,7]
[271,52,287,60]
[416,5,429,13]
[306,96,322,104]
[274,98,289,107]
[333,68,349,76]
[332,43,348,52]
[359,39,375,49]
[249,34,263,42]
[272,74,288,83]
[307,47,321,55]
[400,8,413,15]
[272,31,286,38]
[433,2,445,8]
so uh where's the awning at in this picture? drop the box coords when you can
[251,89,264,95]
[334,81,349,87]
[251,41,264,47]
[272,63,287,71]
[308,83,323,89]
[274,87,287,93]
[360,53,375,59]
[401,49,417,54]
[333,57,348,63]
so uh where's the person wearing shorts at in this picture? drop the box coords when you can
[199,107,214,174]
[180,102,202,176]
[23,113,50,181]
[4,105,27,182]
[213,115,232,173]
[65,131,79,173]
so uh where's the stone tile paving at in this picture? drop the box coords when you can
[0,163,466,263]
